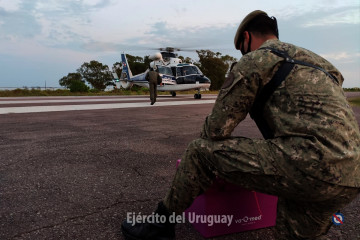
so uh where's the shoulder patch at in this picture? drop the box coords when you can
[222,72,235,89]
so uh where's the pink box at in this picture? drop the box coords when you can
[176,159,278,238]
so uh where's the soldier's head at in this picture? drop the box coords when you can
[234,10,279,55]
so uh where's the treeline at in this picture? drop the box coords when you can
[59,50,237,92]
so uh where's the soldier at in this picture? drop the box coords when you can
[145,67,162,105]
[122,10,360,239]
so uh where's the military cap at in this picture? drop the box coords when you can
[234,10,268,50]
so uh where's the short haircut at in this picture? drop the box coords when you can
[246,14,279,38]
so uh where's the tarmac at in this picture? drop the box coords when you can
[0,93,359,240]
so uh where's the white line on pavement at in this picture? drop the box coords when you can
[0,98,170,104]
[0,95,217,104]
[0,100,216,114]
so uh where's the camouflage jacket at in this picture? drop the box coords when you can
[201,39,360,187]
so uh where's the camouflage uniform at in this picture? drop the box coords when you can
[163,39,360,239]
[145,70,162,104]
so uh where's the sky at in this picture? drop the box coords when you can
[0,0,359,89]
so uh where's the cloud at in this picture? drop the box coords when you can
[0,0,22,12]
[141,21,236,50]
[82,20,237,55]
[0,0,115,48]
[320,52,360,62]
[82,41,135,52]
[0,4,42,39]
[84,0,113,9]
[301,7,359,27]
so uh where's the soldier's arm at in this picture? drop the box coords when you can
[200,66,258,140]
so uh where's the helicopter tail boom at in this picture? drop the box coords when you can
[120,53,133,80]
[118,53,134,89]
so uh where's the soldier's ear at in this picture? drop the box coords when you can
[243,31,251,44]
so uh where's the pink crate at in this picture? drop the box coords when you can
[176,159,278,238]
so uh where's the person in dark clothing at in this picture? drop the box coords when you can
[145,68,162,105]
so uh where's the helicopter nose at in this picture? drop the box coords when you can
[197,76,211,83]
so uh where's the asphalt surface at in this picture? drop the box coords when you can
[0,93,359,240]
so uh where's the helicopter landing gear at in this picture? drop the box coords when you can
[170,91,176,97]
[194,89,202,99]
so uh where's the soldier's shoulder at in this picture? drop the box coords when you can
[236,42,284,73]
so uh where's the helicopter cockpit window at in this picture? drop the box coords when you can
[157,66,173,76]
[182,66,201,75]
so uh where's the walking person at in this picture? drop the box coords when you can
[145,67,162,105]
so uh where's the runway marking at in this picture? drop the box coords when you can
[0,97,173,104]
[0,99,216,114]
[0,95,217,104]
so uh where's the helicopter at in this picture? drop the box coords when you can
[112,47,211,99]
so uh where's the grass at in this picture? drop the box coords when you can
[348,97,360,107]
[344,88,360,92]
[0,87,219,97]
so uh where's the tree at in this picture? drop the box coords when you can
[77,60,113,91]
[125,54,149,75]
[178,55,194,63]
[112,62,122,80]
[59,72,82,88]
[221,55,238,73]
[195,50,229,90]
[69,80,89,92]
[143,56,152,70]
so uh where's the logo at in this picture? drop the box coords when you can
[234,215,262,225]
[332,213,344,225]
[126,212,234,227]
